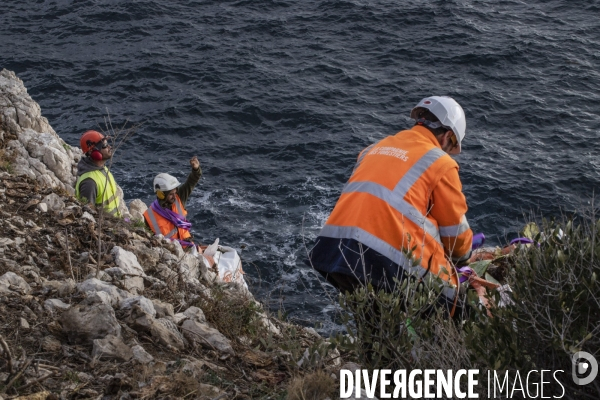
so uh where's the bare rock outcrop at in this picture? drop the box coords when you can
[1,69,80,193]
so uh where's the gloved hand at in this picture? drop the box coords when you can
[190,156,200,170]
[472,232,485,250]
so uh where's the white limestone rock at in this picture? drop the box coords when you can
[21,130,72,185]
[123,276,145,295]
[152,299,174,318]
[0,69,84,194]
[128,199,148,222]
[181,320,234,356]
[131,344,154,364]
[9,155,36,180]
[44,298,72,313]
[183,306,206,324]
[92,335,133,361]
[261,315,282,337]
[83,290,113,306]
[130,241,161,271]
[149,318,186,351]
[60,303,121,345]
[120,296,156,318]
[154,263,178,282]
[42,279,76,297]
[103,267,128,280]
[41,193,65,212]
[77,278,132,306]
[111,246,145,276]
[115,185,132,219]
[179,252,202,284]
[81,211,96,223]
[171,313,188,325]
[20,317,30,330]
[0,271,31,294]
[165,239,185,259]
[0,238,14,247]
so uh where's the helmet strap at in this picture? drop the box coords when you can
[416,118,445,130]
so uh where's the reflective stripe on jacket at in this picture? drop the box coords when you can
[143,195,192,241]
[318,125,472,289]
[75,167,120,216]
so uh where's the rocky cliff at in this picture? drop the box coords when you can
[0,69,345,400]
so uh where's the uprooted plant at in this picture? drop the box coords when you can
[90,112,142,278]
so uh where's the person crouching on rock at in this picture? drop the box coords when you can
[75,130,121,216]
[143,156,202,250]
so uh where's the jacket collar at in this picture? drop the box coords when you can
[405,125,442,150]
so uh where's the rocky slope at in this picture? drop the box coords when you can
[0,69,345,400]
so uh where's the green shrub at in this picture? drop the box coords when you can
[333,217,600,397]
[465,217,599,396]
[333,273,468,371]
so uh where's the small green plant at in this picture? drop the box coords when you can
[332,275,456,371]
[0,161,13,174]
[0,149,14,174]
[62,142,71,151]
[65,370,80,383]
[132,219,149,229]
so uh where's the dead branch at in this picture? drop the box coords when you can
[65,228,75,281]
[16,370,61,392]
[0,334,14,374]
[2,357,33,394]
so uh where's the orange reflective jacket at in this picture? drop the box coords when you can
[143,195,192,241]
[320,125,472,291]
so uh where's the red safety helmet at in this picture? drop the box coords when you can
[80,130,105,154]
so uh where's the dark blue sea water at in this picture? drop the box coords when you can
[2,0,600,331]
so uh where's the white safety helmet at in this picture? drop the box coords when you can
[153,173,181,193]
[410,96,466,155]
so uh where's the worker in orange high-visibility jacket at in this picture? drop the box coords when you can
[308,96,473,314]
[143,156,202,248]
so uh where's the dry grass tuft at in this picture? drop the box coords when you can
[195,285,260,342]
[286,370,337,400]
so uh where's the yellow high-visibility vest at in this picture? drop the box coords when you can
[75,167,120,216]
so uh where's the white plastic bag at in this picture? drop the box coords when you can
[203,238,219,258]
[202,238,247,289]
[214,245,247,289]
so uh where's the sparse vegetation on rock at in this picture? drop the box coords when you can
[0,69,343,399]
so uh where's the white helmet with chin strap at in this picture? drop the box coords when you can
[153,173,181,197]
[410,96,466,155]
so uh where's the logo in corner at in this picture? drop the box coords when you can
[572,351,598,385]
